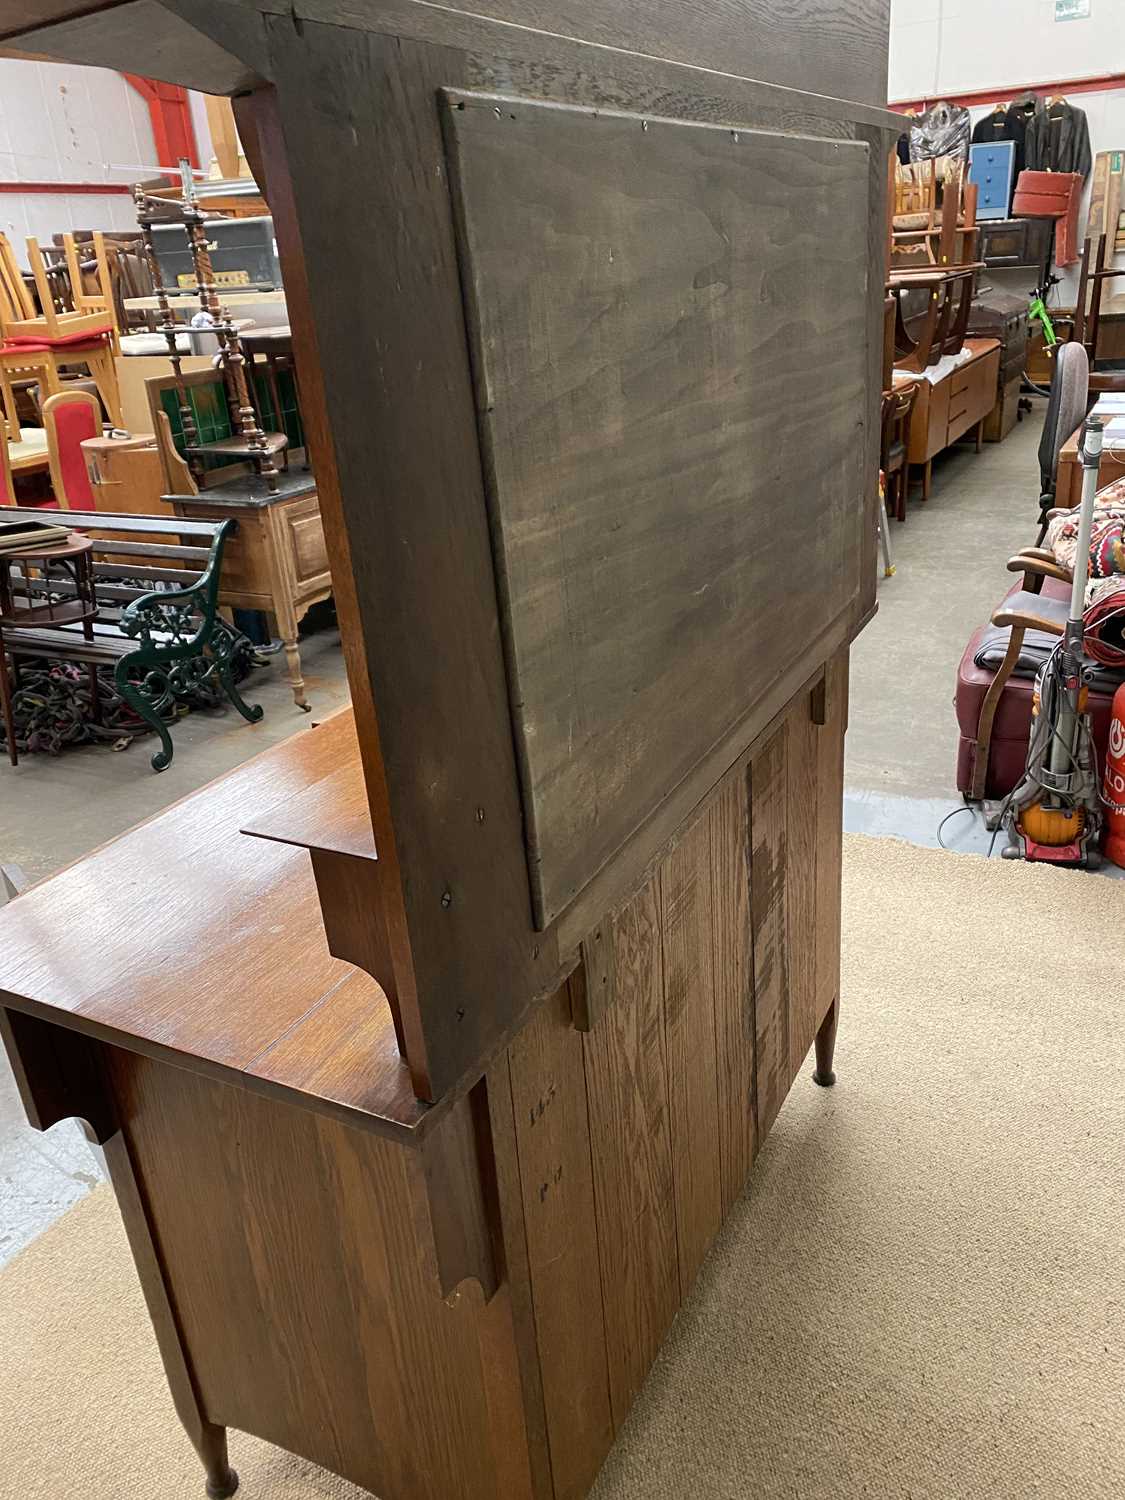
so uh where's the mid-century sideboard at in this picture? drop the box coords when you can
[0,2,898,1496]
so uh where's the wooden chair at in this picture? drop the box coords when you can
[1063,234,1125,397]
[0,421,15,506]
[0,233,124,431]
[43,389,100,511]
[888,265,976,373]
[880,382,918,522]
[892,155,979,271]
[15,237,116,343]
[62,233,121,353]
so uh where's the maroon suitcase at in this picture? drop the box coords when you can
[954,578,1119,799]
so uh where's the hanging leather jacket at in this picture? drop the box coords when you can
[1025,101,1092,179]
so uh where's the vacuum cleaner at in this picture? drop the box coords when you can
[1000,414,1105,866]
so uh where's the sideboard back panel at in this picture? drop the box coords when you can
[445,93,868,924]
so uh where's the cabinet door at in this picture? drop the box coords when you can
[982,219,1027,266]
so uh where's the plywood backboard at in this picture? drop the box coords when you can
[443,92,868,927]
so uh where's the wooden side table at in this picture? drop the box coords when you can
[81,432,176,518]
[168,469,331,711]
[0,532,97,766]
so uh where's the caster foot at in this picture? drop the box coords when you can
[206,1469,239,1499]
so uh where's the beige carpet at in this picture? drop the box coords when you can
[3,834,1124,1500]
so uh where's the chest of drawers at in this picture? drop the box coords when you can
[906,338,1001,496]
[970,140,1016,220]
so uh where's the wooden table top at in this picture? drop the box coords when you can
[0,709,443,1145]
[0,532,90,562]
[1059,421,1125,456]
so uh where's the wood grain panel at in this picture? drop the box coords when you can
[255,0,893,109]
[785,696,821,1080]
[658,812,722,1290]
[581,879,679,1428]
[708,766,757,1215]
[483,1057,555,1500]
[110,1050,524,1500]
[262,23,560,1100]
[288,507,330,582]
[444,91,868,924]
[750,726,790,1140]
[3,1,265,95]
[507,983,614,1500]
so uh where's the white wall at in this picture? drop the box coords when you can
[889,0,1125,301]
[0,58,159,262]
[889,0,1124,102]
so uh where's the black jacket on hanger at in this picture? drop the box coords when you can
[972,107,1026,174]
[1002,93,1043,175]
[1025,100,1092,179]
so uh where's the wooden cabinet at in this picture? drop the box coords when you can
[906,338,1001,496]
[0,2,895,1498]
[172,471,332,711]
[979,216,1052,278]
[0,666,850,1500]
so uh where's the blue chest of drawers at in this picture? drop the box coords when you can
[969,140,1016,220]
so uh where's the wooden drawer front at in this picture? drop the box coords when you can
[947,402,975,446]
[282,498,330,586]
[950,364,975,401]
[947,349,1000,444]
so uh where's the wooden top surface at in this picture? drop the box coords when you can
[0,532,90,562]
[961,337,1002,361]
[241,759,376,860]
[0,710,437,1143]
[1059,423,1125,464]
[166,468,317,510]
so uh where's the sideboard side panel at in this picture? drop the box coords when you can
[106,1050,529,1500]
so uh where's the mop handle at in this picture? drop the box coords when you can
[1069,416,1105,626]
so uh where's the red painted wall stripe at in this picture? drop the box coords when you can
[0,182,132,195]
[891,71,1125,113]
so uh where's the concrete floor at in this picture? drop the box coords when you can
[0,405,1072,1266]
[847,406,1044,801]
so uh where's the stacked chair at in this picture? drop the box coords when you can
[0,232,123,445]
[888,154,982,376]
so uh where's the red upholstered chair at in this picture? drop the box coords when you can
[42,390,100,511]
